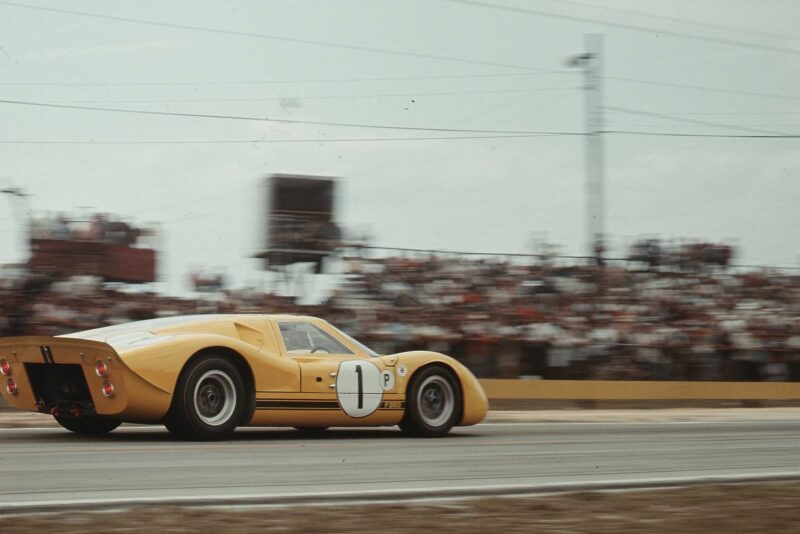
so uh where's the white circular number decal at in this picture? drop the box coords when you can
[336,361,383,418]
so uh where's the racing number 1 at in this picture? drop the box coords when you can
[355,364,363,409]
[336,360,383,418]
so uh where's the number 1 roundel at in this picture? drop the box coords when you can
[336,360,383,418]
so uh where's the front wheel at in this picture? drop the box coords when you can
[55,415,121,435]
[400,366,462,437]
[165,355,246,441]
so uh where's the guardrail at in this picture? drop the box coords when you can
[479,379,800,401]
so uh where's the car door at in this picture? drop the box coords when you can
[275,320,387,418]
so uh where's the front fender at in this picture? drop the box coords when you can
[389,351,488,426]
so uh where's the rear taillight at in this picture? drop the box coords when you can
[95,361,108,377]
[101,381,115,398]
[6,379,17,395]
[0,360,10,376]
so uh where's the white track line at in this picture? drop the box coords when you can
[3,472,800,515]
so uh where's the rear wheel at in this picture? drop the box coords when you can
[54,415,121,435]
[165,354,246,441]
[400,365,462,437]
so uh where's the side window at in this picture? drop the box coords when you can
[278,322,354,355]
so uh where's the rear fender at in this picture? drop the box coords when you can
[118,333,300,396]
[0,336,171,421]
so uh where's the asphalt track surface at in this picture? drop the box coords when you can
[1,419,799,511]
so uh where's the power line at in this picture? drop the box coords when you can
[605,105,791,136]
[442,0,800,57]
[0,97,585,135]
[362,245,595,260]
[730,263,800,272]
[0,72,572,87]
[606,110,800,117]
[607,130,800,139]
[606,75,800,102]
[609,122,800,128]
[363,245,800,270]
[2,100,798,141]
[35,86,580,105]
[3,2,798,109]
[544,0,799,43]
[610,124,800,129]
[4,71,798,106]
[3,130,800,144]
[0,134,578,145]
[0,1,558,74]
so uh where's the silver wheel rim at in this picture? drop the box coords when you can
[193,370,237,426]
[417,375,454,427]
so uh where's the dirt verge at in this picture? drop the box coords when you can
[4,481,800,533]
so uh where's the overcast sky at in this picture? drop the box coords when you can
[0,0,798,295]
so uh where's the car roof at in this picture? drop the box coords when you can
[63,313,325,342]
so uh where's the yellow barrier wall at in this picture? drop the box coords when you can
[479,379,800,401]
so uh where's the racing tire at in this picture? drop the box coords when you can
[54,415,121,435]
[400,365,462,437]
[165,354,246,441]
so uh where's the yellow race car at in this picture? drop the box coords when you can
[0,314,488,440]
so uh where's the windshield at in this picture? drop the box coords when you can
[335,327,379,357]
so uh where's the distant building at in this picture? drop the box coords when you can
[28,214,157,283]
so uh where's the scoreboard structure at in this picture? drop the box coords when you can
[257,174,341,272]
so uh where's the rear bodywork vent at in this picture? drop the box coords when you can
[235,322,265,349]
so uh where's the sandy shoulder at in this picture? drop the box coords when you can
[3,482,800,533]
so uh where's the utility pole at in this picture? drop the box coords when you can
[569,34,604,264]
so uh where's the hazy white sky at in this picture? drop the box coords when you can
[0,0,798,294]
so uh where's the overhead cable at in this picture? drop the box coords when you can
[605,105,792,136]
[0,1,557,73]
[442,0,800,56]
[0,97,584,135]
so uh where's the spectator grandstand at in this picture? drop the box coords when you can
[1,243,799,382]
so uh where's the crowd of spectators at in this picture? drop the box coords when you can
[1,246,799,382]
[330,254,800,381]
